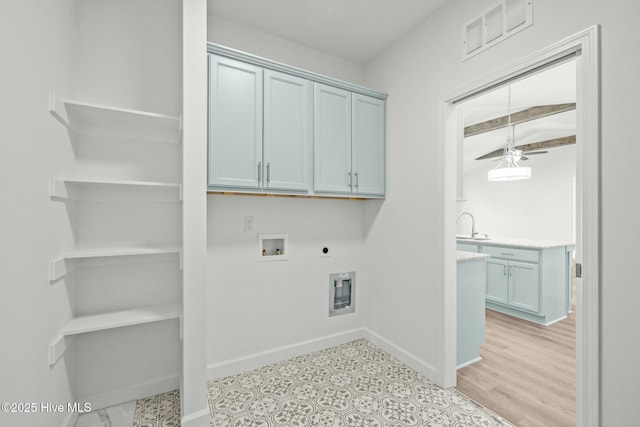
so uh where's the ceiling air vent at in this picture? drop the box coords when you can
[463,0,533,61]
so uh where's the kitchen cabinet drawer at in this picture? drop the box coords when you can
[457,242,479,252]
[481,245,539,263]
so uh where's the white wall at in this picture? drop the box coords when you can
[459,145,576,242]
[0,1,76,426]
[205,17,372,371]
[363,0,640,424]
[207,15,366,86]
[1,1,184,425]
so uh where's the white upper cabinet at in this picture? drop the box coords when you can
[313,84,352,194]
[207,44,387,198]
[352,94,385,196]
[263,70,312,192]
[314,86,386,197]
[208,55,263,189]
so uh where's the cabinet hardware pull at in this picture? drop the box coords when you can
[509,266,513,276]
[258,161,262,182]
[501,252,514,256]
[354,171,359,190]
[348,172,353,189]
[267,162,270,184]
[503,265,507,275]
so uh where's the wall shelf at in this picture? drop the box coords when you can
[49,177,183,201]
[61,303,182,336]
[49,92,182,144]
[49,303,182,366]
[49,247,183,282]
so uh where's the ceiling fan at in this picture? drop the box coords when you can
[493,124,548,162]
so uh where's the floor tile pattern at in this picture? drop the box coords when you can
[207,339,515,427]
[133,389,180,426]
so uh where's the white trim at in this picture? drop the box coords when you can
[441,26,600,426]
[207,43,388,101]
[181,0,210,424]
[363,329,438,381]
[181,407,211,427]
[207,328,439,386]
[207,329,366,380]
[79,375,179,412]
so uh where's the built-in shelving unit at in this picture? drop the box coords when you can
[60,303,182,336]
[49,177,183,201]
[49,92,182,144]
[48,92,183,377]
[49,247,183,282]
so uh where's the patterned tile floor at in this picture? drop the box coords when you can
[133,339,514,427]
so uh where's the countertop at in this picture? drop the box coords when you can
[456,236,575,249]
[457,251,491,263]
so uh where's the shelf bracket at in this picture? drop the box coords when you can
[49,335,74,367]
[48,92,70,131]
[49,257,76,283]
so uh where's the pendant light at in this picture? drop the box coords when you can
[488,86,532,182]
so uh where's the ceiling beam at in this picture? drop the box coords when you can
[476,135,576,160]
[464,103,576,138]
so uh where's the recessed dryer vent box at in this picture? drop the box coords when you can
[258,233,288,262]
[329,272,356,317]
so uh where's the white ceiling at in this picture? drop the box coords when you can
[207,0,451,64]
[462,59,577,173]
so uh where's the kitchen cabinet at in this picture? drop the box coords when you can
[208,56,311,192]
[352,94,386,196]
[263,69,312,191]
[208,55,263,189]
[486,258,540,312]
[207,43,387,198]
[457,238,574,325]
[457,252,490,368]
[314,84,385,197]
[313,84,352,194]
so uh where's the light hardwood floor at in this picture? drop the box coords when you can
[456,306,576,427]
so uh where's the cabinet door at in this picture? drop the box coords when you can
[208,55,263,189]
[313,83,352,193]
[486,258,509,305]
[352,94,385,196]
[263,70,311,192]
[508,261,540,312]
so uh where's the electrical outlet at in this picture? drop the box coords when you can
[244,216,254,232]
[320,245,331,257]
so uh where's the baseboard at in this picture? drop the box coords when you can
[362,328,439,382]
[79,374,180,412]
[181,407,211,427]
[207,328,367,380]
[207,327,439,387]
[456,356,482,370]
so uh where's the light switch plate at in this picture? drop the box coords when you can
[244,216,254,232]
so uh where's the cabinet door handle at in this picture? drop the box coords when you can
[258,161,262,182]
[501,252,514,257]
[348,172,353,190]
[354,171,359,190]
[509,266,513,276]
[266,162,270,184]
[503,265,507,275]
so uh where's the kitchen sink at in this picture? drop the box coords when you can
[456,234,491,241]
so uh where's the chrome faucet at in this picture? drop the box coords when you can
[456,212,477,237]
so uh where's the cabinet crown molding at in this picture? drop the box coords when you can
[207,43,388,101]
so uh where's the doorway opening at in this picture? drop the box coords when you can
[440,26,600,427]
[455,58,577,426]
